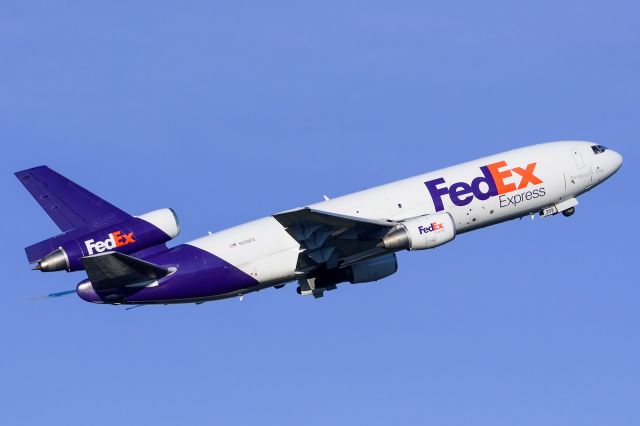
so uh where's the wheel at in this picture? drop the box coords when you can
[562,207,575,217]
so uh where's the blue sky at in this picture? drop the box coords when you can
[1,1,638,425]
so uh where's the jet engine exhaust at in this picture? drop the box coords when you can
[34,248,69,272]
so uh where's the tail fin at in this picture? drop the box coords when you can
[15,166,131,233]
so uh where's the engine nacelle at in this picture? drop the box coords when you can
[382,212,456,251]
[349,253,398,284]
[307,253,399,291]
[136,208,180,239]
[32,208,180,272]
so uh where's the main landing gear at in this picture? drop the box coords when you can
[562,207,576,217]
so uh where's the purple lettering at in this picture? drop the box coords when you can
[471,166,498,200]
[449,182,473,206]
[424,178,448,212]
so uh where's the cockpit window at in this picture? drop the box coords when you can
[591,144,607,154]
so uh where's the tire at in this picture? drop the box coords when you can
[562,207,575,217]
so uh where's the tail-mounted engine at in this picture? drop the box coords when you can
[30,208,180,272]
[382,212,456,251]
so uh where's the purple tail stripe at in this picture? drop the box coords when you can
[78,244,259,303]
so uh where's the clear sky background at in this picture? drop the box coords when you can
[1,1,638,425]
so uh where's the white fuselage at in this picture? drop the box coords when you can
[187,141,622,291]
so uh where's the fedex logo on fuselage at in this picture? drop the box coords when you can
[85,231,136,255]
[425,161,543,212]
[418,222,444,234]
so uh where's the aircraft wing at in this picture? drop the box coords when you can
[272,208,395,272]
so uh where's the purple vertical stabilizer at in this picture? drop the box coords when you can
[15,166,131,232]
[15,166,178,270]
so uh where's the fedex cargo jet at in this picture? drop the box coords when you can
[16,141,622,304]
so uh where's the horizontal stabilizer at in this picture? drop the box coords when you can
[82,252,170,291]
[15,166,131,232]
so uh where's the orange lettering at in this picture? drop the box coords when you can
[122,232,135,245]
[487,161,516,194]
[112,231,124,247]
[512,163,543,189]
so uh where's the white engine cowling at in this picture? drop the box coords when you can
[349,253,398,284]
[382,212,456,251]
[136,208,180,239]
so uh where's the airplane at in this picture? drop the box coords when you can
[16,141,622,305]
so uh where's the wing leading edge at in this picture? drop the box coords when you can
[272,208,396,274]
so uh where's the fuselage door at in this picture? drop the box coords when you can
[571,148,585,169]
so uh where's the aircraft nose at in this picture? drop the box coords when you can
[600,149,623,181]
[610,150,623,172]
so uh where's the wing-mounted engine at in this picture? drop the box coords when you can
[273,208,455,298]
[297,253,398,298]
[31,208,180,272]
[381,212,456,251]
[350,253,398,283]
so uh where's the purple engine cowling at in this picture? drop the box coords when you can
[28,208,180,272]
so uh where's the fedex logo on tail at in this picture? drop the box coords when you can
[425,161,544,212]
[85,231,136,255]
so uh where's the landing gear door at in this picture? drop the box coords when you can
[571,148,585,169]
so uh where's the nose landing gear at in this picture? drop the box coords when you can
[540,198,578,218]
